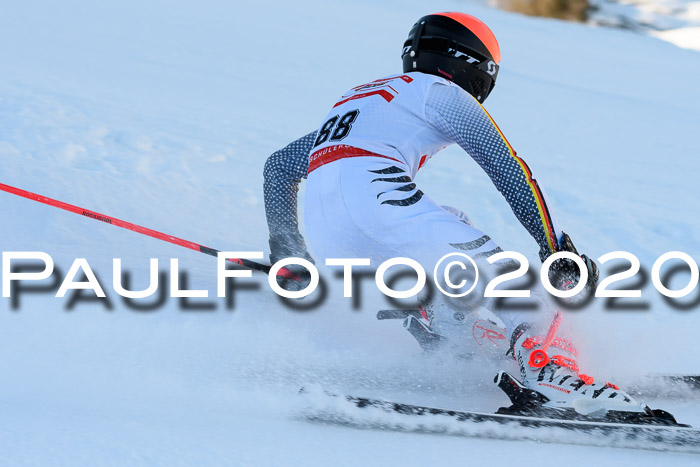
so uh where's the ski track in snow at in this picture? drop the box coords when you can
[1,0,699,465]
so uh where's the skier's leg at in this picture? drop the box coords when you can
[305,158,544,356]
[305,159,651,412]
[432,204,557,340]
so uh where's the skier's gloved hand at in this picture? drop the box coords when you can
[545,232,599,294]
[269,233,315,292]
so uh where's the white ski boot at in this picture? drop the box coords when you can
[509,311,645,416]
[423,300,508,359]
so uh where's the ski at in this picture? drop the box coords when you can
[657,374,700,390]
[300,372,700,453]
[301,391,700,453]
[627,374,700,399]
[634,374,700,391]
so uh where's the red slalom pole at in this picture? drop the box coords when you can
[0,182,299,280]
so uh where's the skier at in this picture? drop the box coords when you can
[263,12,644,414]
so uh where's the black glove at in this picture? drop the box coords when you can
[269,233,315,292]
[546,232,599,294]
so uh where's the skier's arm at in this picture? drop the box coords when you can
[425,84,560,260]
[263,131,317,263]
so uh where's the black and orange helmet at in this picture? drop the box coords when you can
[402,13,501,103]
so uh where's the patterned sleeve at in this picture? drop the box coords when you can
[425,83,561,260]
[263,132,317,241]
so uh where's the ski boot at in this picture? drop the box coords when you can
[376,305,507,356]
[507,311,645,416]
[495,311,684,425]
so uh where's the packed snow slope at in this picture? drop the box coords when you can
[1,0,699,465]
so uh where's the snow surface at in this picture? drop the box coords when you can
[1,0,699,465]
